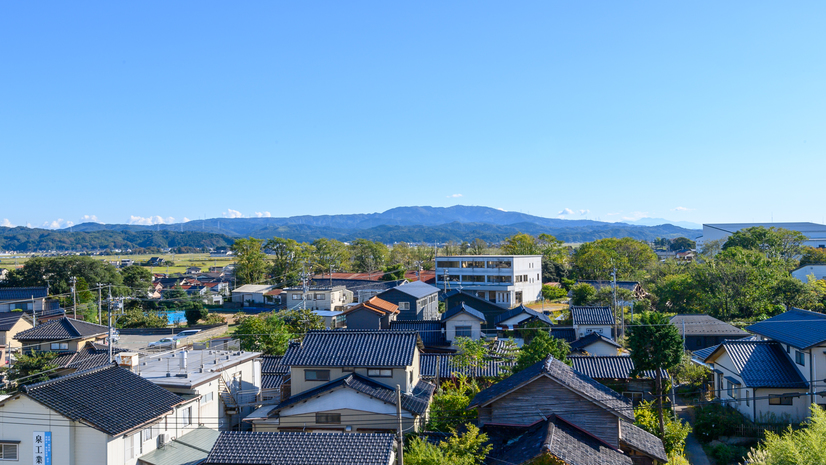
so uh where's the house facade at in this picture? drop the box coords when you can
[435,255,542,308]
[231,285,275,307]
[571,306,615,339]
[375,281,440,321]
[442,303,486,344]
[14,317,109,353]
[281,286,352,311]
[342,297,399,330]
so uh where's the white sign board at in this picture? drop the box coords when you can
[33,431,51,465]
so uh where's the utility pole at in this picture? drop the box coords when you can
[300,263,311,311]
[610,267,618,339]
[70,276,77,319]
[108,285,113,363]
[396,384,404,465]
[97,284,103,325]
[444,269,450,292]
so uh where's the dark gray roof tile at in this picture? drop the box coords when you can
[282,330,422,367]
[389,321,447,347]
[705,340,807,388]
[746,307,826,349]
[571,306,614,326]
[0,287,48,300]
[14,317,108,341]
[569,332,621,351]
[494,305,552,326]
[670,314,749,337]
[569,356,667,380]
[442,302,486,322]
[620,421,668,463]
[420,354,513,379]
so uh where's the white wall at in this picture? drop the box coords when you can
[445,314,482,343]
[791,266,826,283]
[576,325,613,339]
[580,340,619,356]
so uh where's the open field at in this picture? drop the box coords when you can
[0,253,236,275]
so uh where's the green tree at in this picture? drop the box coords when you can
[468,238,487,255]
[572,237,657,281]
[231,237,269,286]
[453,337,488,375]
[406,424,492,465]
[388,242,412,268]
[628,311,683,435]
[3,352,57,390]
[427,375,480,431]
[265,237,308,287]
[280,308,325,335]
[5,256,122,295]
[800,246,826,267]
[184,302,208,326]
[512,330,571,373]
[311,238,350,276]
[542,284,567,301]
[744,404,826,465]
[234,312,293,354]
[722,226,806,261]
[350,239,388,272]
[669,237,696,251]
[634,400,691,456]
[411,242,436,270]
[570,283,596,306]
[121,265,154,297]
[501,233,539,255]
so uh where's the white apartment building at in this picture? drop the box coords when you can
[282,285,353,311]
[435,255,542,308]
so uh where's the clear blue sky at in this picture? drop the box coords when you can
[2,2,825,229]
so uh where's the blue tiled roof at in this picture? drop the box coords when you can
[691,344,720,361]
[0,312,28,332]
[260,355,288,375]
[204,431,396,465]
[0,287,48,300]
[746,307,826,349]
[281,330,422,367]
[442,302,485,322]
[494,305,552,326]
[393,280,439,299]
[550,326,576,343]
[469,355,634,422]
[390,320,447,346]
[22,365,186,435]
[14,317,109,341]
[271,373,435,416]
[705,340,808,388]
[571,306,614,326]
[420,354,513,379]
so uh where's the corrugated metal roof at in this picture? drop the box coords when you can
[746,307,826,349]
[392,280,439,299]
[0,287,48,300]
[570,306,614,326]
[705,340,808,388]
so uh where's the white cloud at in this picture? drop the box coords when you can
[80,214,99,223]
[128,215,175,226]
[557,208,574,216]
[496,207,507,212]
[621,211,649,221]
[447,194,463,198]
[43,219,74,229]
[0,219,12,227]
[223,209,243,218]
[672,206,694,212]
[26,222,32,228]
[182,217,191,223]
[579,209,590,216]
[254,211,272,218]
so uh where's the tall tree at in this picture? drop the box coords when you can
[501,233,539,255]
[512,331,571,373]
[265,237,308,287]
[628,311,683,436]
[468,238,487,255]
[5,256,122,295]
[388,242,412,268]
[231,237,269,286]
[572,237,657,280]
[722,226,806,261]
[311,238,349,276]
[669,237,696,251]
[799,246,826,267]
[350,239,388,272]
[121,265,154,297]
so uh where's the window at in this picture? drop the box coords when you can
[293,294,301,300]
[125,433,136,460]
[316,413,341,424]
[0,444,18,460]
[786,344,791,354]
[11,303,32,311]
[770,396,794,406]
[142,427,153,442]
[455,326,473,338]
[201,391,214,405]
[796,350,806,366]
[438,260,461,268]
[316,293,326,300]
[399,302,410,311]
[305,370,330,381]
[623,392,643,403]
[181,406,192,426]
[342,367,355,372]
[50,342,69,350]
[367,369,392,377]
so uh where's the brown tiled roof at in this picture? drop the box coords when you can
[265,289,283,296]
[345,297,399,315]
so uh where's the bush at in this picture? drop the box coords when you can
[693,404,741,443]
[570,283,596,306]
[427,375,480,431]
[200,313,226,325]
[635,400,691,456]
[542,284,567,300]
[185,303,208,326]
[706,443,748,464]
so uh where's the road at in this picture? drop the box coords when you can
[676,402,711,465]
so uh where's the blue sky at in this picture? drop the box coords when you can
[2,2,825,229]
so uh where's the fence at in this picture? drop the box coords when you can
[734,422,800,438]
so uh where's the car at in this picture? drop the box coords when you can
[173,329,202,340]
[148,337,177,349]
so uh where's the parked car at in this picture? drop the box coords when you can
[148,337,177,349]
[173,329,202,340]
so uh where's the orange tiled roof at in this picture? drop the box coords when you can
[345,296,399,315]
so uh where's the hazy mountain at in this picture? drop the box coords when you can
[622,218,702,229]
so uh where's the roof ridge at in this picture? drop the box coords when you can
[22,363,115,392]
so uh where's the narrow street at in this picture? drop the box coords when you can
[675,401,712,465]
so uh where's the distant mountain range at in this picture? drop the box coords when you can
[0,206,702,251]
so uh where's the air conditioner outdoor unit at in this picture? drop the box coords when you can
[158,432,173,448]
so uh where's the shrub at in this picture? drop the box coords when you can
[200,313,226,325]
[635,400,691,456]
[427,375,480,431]
[542,284,567,300]
[693,404,741,442]
[570,283,596,306]
[185,303,208,326]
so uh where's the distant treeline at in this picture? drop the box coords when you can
[0,227,234,252]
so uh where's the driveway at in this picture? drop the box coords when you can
[676,402,712,465]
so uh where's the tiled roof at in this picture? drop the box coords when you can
[442,302,486,322]
[344,296,399,316]
[22,365,186,435]
[389,320,447,346]
[14,317,109,341]
[0,312,28,332]
[550,326,576,343]
[271,373,434,416]
[469,356,634,422]
[670,314,749,337]
[620,421,668,463]
[420,354,513,380]
[494,305,552,326]
[569,332,621,351]
[53,341,128,371]
[203,431,396,465]
[704,340,808,388]
[261,374,286,391]
[485,416,632,465]
[571,306,614,326]
[281,330,422,367]
[568,356,668,380]
[393,280,440,299]
[746,307,826,349]
[0,286,48,300]
[691,344,720,361]
[260,355,288,375]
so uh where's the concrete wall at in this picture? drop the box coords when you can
[444,314,482,343]
[576,324,614,339]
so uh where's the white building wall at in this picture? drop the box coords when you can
[445,314,482,343]
[791,265,826,283]
[435,255,542,308]
[576,324,613,339]
[580,340,619,356]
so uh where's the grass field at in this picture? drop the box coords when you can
[0,253,236,275]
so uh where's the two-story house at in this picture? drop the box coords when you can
[0,286,49,313]
[342,296,399,330]
[0,365,201,465]
[571,306,615,339]
[435,255,543,308]
[14,316,109,353]
[443,290,508,329]
[375,281,440,320]
[469,355,667,465]
[245,330,435,433]
[281,285,352,311]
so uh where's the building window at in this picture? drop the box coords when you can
[125,433,136,460]
[316,294,326,300]
[623,392,643,403]
[0,444,18,460]
[292,294,301,300]
[50,342,69,350]
[770,396,794,406]
[181,406,192,426]
[796,350,806,366]
[455,326,473,338]
[201,391,214,405]
[305,370,331,381]
[399,302,410,311]
[367,369,392,377]
[316,413,341,424]
[342,367,354,372]
[786,344,791,354]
